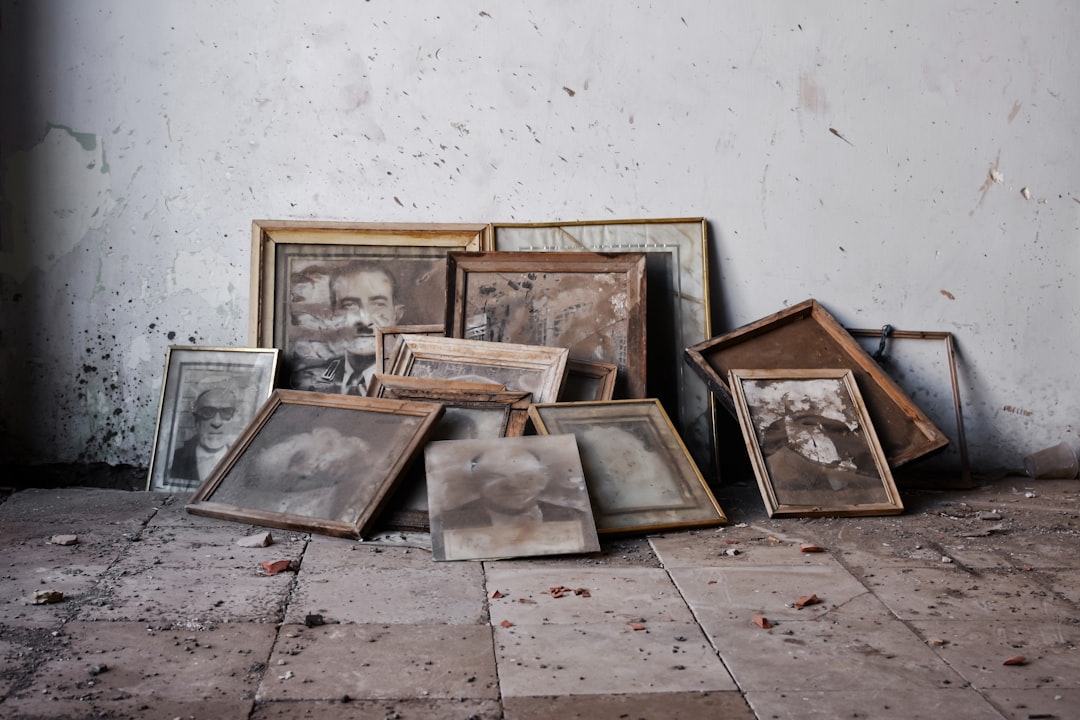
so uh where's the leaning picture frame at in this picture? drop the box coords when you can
[490,218,717,479]
[559,359,618,402]
[728,368,904,518]
[374,323,444,375]
[389,334,569,405]
[848,327,972,488]
[445,250,647,399]
[249,220,486,396]
[186,390,444,539]
[146,346,279,494]
[685,299,948,468]
[528,399,726,534]
[369,375,533,532]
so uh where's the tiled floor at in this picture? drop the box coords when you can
[0,473,1077,719]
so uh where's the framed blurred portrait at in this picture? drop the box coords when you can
[529,399,727,534]
[186,390,443,539]
[490,218,718,480]
[389,334,568,405]
[445,250,646,398]
[368,375,532,532]
[728,368,904,518]
[147,346,279,494]
[249,220,486,398]
[426,435,600,561]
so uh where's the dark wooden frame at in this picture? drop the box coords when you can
[560,359,618,402]
[186,389,443,539]
[445,250,647,398]
[684,299,947,468]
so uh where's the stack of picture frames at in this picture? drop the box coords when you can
[685,299,956,518]
[161,219,728,561]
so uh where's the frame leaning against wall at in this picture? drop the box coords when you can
[249,220,487,395]
[147,346,279,494]
[186,390,444,539]
[848,327,971,487]
[489,218,717,478]
[728,368,904,518]
[685,299,948,469]
[445,250,647,399]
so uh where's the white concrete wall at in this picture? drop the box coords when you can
[1,1,1077,473]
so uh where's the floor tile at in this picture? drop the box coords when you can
[908,619,1080,689]
[256,623,499,701]
[286,542,487,625]
[251,697,505,719]
[76,563,295,626]
[108,522,306,572]
[668,563,873,625]
[503,690,756,719]
[862,566,1077,621]
[493,621,737,697]
[980,688,1080,719]
[745,688,1006,719]
[484,566,693,626]
[1,620,273,718]
[0,487,162,528]
[650,531,840,569]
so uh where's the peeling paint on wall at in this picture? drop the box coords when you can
[1,125,114,281]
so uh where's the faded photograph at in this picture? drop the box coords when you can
[426,435,600,561]
[407,358,548,402]
[743,378,888,507]
[208,403,423,525]
[278,251,447,396]
[166,383,245,491]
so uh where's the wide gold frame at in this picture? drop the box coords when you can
[728,368,904,518]
[249,220,486,392]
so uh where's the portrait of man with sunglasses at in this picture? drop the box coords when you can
[168,386,241,489]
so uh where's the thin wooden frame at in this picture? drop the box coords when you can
[369,376,533,532]
[729,369,904,518]
[848,327,971,487]
[389,334,568,405]
[560,359,618,402]
[490,218,717,479]
[685,299,947,468]
[186,390,443,539]
[249,220,486,396]
[529,400,727,534]
[445,250,647,398]
[374,323,444,374]
[147,347,279,493]
[426,434,601,561]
